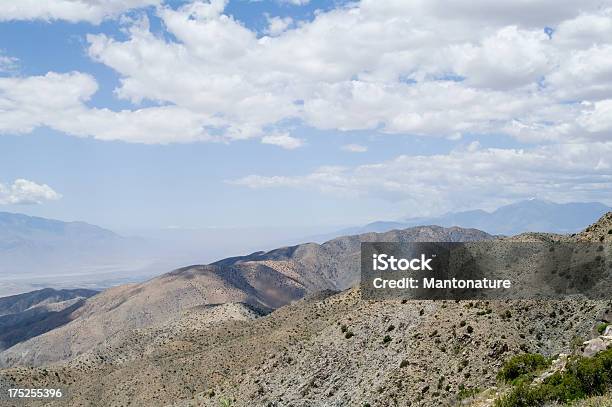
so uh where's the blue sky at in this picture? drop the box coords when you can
[0,0,611,230]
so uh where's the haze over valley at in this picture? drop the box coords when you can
[1,199,609,297]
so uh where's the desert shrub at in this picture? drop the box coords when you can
[495,348,612,407]
[457,386,480,400]
[383,335,392,344]
[467,325,474,334]
[497,353,550,383]
[345,331,354,339]
[494,383,548,407]
[219,397,233,407]
[597,323,609,335]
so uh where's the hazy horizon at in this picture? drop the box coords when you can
[2,0,612,232]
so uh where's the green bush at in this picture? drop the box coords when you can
[457,387,480,400]
[219,397,233,407]
[495,348,612,407]
[597,323,609,335]
[497,353,551,383]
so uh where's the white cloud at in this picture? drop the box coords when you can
[0,0,160,24]
[1,1,612,148]
[261,133,304,149]
[342,144,368,153]
[264,15,293,36]
[278,0,310,5]
[546,45,612,101]
[0,179,62,205]
[420,0,605,29]
[0,72,215,143]
[71,0,612,144]
[449,26,551,90]
[230,142,612,214]
[0,52,18,73]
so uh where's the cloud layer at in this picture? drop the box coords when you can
[1,0,612,213]
[230,142,612,213]
[0,179,62,205]
[0,0,160,24]
[0,0,611,145]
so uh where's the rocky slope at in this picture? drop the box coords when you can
[0,288,97,351]
[0,216,609,406]
[0,225,490,368]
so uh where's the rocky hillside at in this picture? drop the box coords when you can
[579,211,612,243]
[0,216,609,406]
[0,225,490,368]
[1,289,608,407]
[0,288,97,351]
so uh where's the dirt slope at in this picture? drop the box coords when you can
[0,226,490,368]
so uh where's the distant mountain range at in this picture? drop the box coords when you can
[335,199,611,237]
[1,199,608,297]
[0,212,157,297]
[0,212,341,297]
[0,211,134,272]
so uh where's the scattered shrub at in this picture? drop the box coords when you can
[497,353,551,383]
[597,323,609,335]
[383,335,392,344]
[219,397,233,407]
[458,387,480,400]
[495,348,612,407]
[345,331,354,339]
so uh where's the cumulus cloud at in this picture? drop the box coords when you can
[342,144,368,153]
[230,142,612,213]
[1,0,612,147]
[75,0,612,144]
[261,133,304,149]
[0,72,215,143]
[264,15,293,36]
[0,0,160,24]
[0,179,62,205]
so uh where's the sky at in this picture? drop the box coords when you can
[0,0,611,231]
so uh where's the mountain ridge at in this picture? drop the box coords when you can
[0,225,492,368]
[334,200,611,237]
